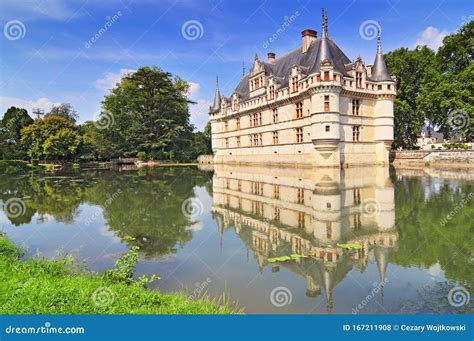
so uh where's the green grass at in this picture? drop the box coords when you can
[0,234,236,314]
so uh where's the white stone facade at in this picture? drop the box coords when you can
[209,13,396,167]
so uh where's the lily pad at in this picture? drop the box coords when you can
[336,242,362,250]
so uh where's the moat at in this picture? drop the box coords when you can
[1,166,472,314]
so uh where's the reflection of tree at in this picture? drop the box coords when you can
[0,167,211,258]
[390,177,474,287]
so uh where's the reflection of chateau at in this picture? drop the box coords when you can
[211,165,397,311]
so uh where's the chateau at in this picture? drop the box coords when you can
[208,11,396,167]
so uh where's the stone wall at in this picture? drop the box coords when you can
[197,154,214,164]
[391,150,474,167]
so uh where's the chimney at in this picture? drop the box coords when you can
[302,29,317,53]
[267,52,276,64]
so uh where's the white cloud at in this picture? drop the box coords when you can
[0,0,80,21]
[186,82,211,130]
[414,26,448,50]
[0,96,59,116]
[95,69,136,90]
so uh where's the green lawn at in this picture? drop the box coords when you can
[0,234,235,314]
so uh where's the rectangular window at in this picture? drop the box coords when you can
[225,121,228,131]
[356,72,363,88]
[269,85,275,99]
[292,76,298,92]
[236,117,240,130]
[353,188,361,205]
[236,136,240,147]
[324,95,330,112]
[259,133,262,146]
[249,115,253,127]
[324,71,330,81]
[352,126,361,142]
[378,84,382,90]
[297,188,304,204]
[387,84,392,90]
[274,207,280,222]
[296,102,303,118]
[272,108,278,123]
[298,212,305,229]
[296,128,303,143]
[333,74,337,81]
[273,184,280,199]
[225,138,229,148]
[325,125,330,132]
[272,131,279,145]
[259,113,262,126]
[237,180,242,191]
[352,99,360,116]
[316,74,321,82]
[326,222,332,239]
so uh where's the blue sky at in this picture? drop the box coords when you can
[1,0,473,130]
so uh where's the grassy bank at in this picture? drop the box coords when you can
[0,234,234,314]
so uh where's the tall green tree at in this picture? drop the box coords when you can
[0,107,34,159]
[20,115,82,160]
[385,46,437,148]
[101,66,194,160]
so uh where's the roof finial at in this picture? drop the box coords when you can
[242,61,245,77]
[377,28,382,54]
[254,53,259,61]
[321,8,328,38]
[216,74,219,87]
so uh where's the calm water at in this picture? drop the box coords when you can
[1,165,472,314]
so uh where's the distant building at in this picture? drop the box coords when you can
[208,10,396,167]
[416,127,444,150]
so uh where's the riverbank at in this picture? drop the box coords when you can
[390,150,474,168]
[0,234,234,314]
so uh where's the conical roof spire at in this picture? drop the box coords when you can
[210,75,221,113]
[371,29,392,81]
[314,8,334,70]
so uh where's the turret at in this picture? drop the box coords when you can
[371,30,391,82]
[209,75,221,113]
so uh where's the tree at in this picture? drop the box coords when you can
[0,107,34,159]
[192,121,212,157]
[45,103,78,123]
[385,46,437,148]
[437,21,474,74]
[101,66,194,160]
[20,115,82,160]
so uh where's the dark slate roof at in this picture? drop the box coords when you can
[232,37,352,100]
[209,77,221,113]
[369,34,392,82]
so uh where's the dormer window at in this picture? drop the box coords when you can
[356,72,363,88]
[269,85,275,99]
[352,99,360,115]
[324,71,330,81]
[291,76,298,93]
